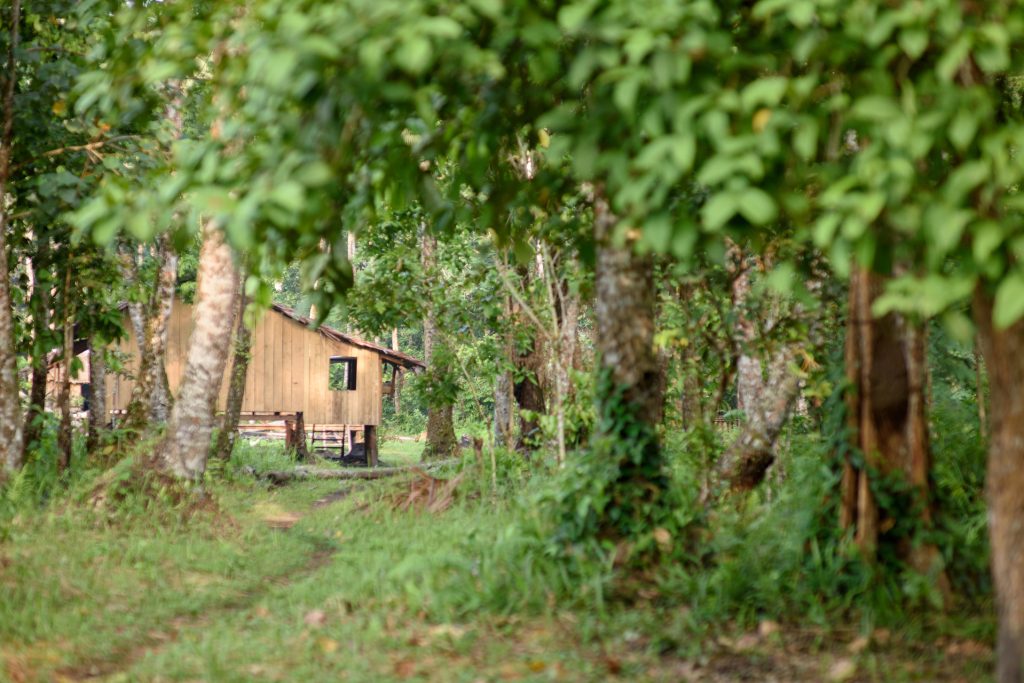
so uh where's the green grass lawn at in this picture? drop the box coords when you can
[0,446,996,682]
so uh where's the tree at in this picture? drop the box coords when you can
[0,0,24,474]
[158,221,237,479]
[419,227,457,461]
[213,270,251,461]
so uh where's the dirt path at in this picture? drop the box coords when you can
[57,487,355,681]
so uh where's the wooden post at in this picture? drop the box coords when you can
[349,429,358,454]
[365,425,378,467]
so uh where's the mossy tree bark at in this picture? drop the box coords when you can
[159,222,237,479]
[974,287,1024,683]
[420,229,457,461]
[591,191,667,534]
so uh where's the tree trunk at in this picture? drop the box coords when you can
[0,0,23,474]
[420,229,457,461]
[57,264,74,472]
[974,287,1024,683]
[717,350,801,491]
[594,207,662,424]
[592,190,666,531]
[159,222,237,479]
[22,238,50,460]
[124,235,177,430]
[553,269,581,457]
[87,338,107,452]
[494,369,514,449]
[841,267,945,579]
[512,263,546,451]
[391,328,402,414]
[150,238,177,421]
[23,332,50,461]
[728,243,763,417]
[513,330,545,451]
[214,274,251,460]
[494,293,514,449]
[975,340,988,443]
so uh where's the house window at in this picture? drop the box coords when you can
[329,357,357,391]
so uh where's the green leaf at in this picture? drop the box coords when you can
[898,28,928,60]
[420,16,463,39]
[641,214,673,253]
[268,180,306,213]
[740,76,788,112]
[793,119,818,161]
[295,161,333,186]
[613,75,643,116]
[736,187,778,225]
[850,96,901,122]
[948,109,978,152]
[701,192,737,232]
[127,210,154,241]
[468,0,503,19]
[945,161,990,202]
[669,133,696,172]
[558,1,598,33]
[394,36,433,75]
[972,220,1004,263]
[787,0,815,28]
[994,272,1024,329]
[813,213,841,248]
[936,37,972,82]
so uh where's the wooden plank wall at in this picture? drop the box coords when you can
[104,300,383,425]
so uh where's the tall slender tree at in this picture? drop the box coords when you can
[159,221,237,478]
[0,0,23,474]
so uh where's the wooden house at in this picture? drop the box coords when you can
[95,298,423,459]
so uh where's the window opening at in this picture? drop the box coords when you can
[329,356,357,391]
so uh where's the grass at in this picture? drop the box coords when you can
[0,437,998,682]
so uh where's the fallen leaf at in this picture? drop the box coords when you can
[828,658,857,682]
[394,659,416,679]
[653,527,672,549]
[303,609,326,627]
[427,624,467,640]
[946,640,991,657]
[847,635,870,654]
[318,637,339,654]
[527,660,547,673]
[732,633,760,652]
[758,620,781,638]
